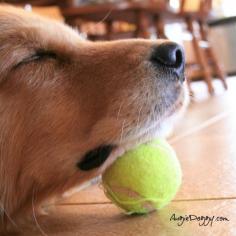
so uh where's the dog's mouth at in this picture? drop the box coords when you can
[78,145,116,171]
[77,119,174,172]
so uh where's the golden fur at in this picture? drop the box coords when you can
[0,6,188,232]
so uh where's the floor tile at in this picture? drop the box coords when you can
[20,199,235,236]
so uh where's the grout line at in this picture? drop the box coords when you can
[169,110,231,144]
[56,202,112,206]
[173,196,236,202]
[56,196,236,207]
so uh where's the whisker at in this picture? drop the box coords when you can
[0,201,17,229]
[119,119,126,144]
[116,101,123,120]
[80,8,114,38]
[95,8,114,25]
[32,189,47,236]
[134,103,144,137]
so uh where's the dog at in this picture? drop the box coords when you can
[0,5,188,232]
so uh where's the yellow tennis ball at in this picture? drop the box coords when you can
[102,139,182,215]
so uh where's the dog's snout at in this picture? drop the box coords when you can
[151,42,185,76]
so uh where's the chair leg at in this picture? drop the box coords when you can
[106,20,113,41]
[186,76,194,97]
[136,11,150,38]
[155,16,167,39]
[198,21,228,90]
[186,17,214,95]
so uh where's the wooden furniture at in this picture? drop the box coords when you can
[209,16,236,76]
[1,0,64,21]
[0,0,58,6]
[155,0,227,94]
[60,1,169,40]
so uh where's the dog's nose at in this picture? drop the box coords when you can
[151,42,185,76]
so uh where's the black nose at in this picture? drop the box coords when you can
[151,42,185,75]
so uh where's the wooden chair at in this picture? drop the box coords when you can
[155,0,227,94]
[60,1,168,40]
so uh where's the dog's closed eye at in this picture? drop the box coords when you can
[78,145,115,171]
[14,51,57,69]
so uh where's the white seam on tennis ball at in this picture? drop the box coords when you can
[103,183,163,205]
[109,185,141,199]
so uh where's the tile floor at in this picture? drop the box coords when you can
[17,78,236,236]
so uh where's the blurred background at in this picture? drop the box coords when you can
[1,0,236,96]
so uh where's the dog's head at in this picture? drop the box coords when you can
[0,6,188,226]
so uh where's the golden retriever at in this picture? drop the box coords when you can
[0,5,188,233]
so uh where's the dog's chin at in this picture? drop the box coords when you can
[118,117,174,153]
[120,89,188,151]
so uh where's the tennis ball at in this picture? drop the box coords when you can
[102,139,182,215]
